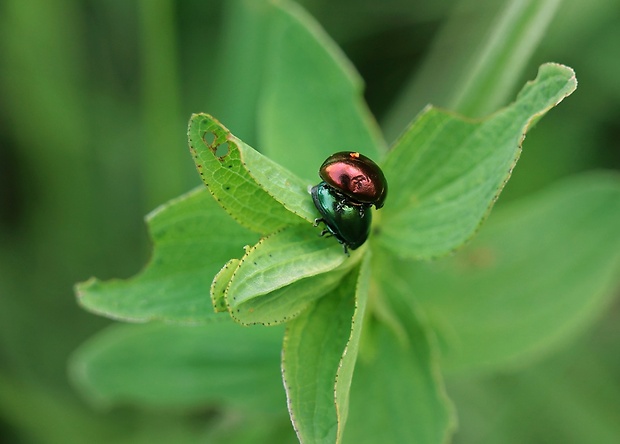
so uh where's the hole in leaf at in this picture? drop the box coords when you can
[203,132,216,146]
[215,141,230,158]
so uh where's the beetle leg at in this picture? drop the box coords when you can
[319,229,332,238]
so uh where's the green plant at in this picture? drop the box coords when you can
[71,2,620,444]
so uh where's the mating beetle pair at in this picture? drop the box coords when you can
[311,151,387,253]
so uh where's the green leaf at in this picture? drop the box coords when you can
[188,113,315,233]
[0,372,107,444]
[446,0,563,117]
[449,315,620,443]
[211,259,239,313]
[229,270,347,327]
[405,172,620,373]
[0,370,225,444]
[138,0,187,208]
[207,0,272,144]
[70,321,285,412]
[383,0,562,139]
[332,255,371,443]
[282,256,370,444]
[204,414,298,444]
[343,257,456,444]
[226,225,364,326]
[76,187,256,323]
[258,0,385,180]
[377,63,577,259]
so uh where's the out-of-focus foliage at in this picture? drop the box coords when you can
[1,0,618,443]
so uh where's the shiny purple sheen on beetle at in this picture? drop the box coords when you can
[319,151,387,209]
[312,151,387,253]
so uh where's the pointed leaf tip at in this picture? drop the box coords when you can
[378,63,577,260]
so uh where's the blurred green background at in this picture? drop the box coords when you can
[1,0,619,442]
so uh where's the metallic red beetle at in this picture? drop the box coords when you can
[318,151,387,209]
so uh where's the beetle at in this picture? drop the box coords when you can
[311,151,387,253]
[319,151,387,210]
